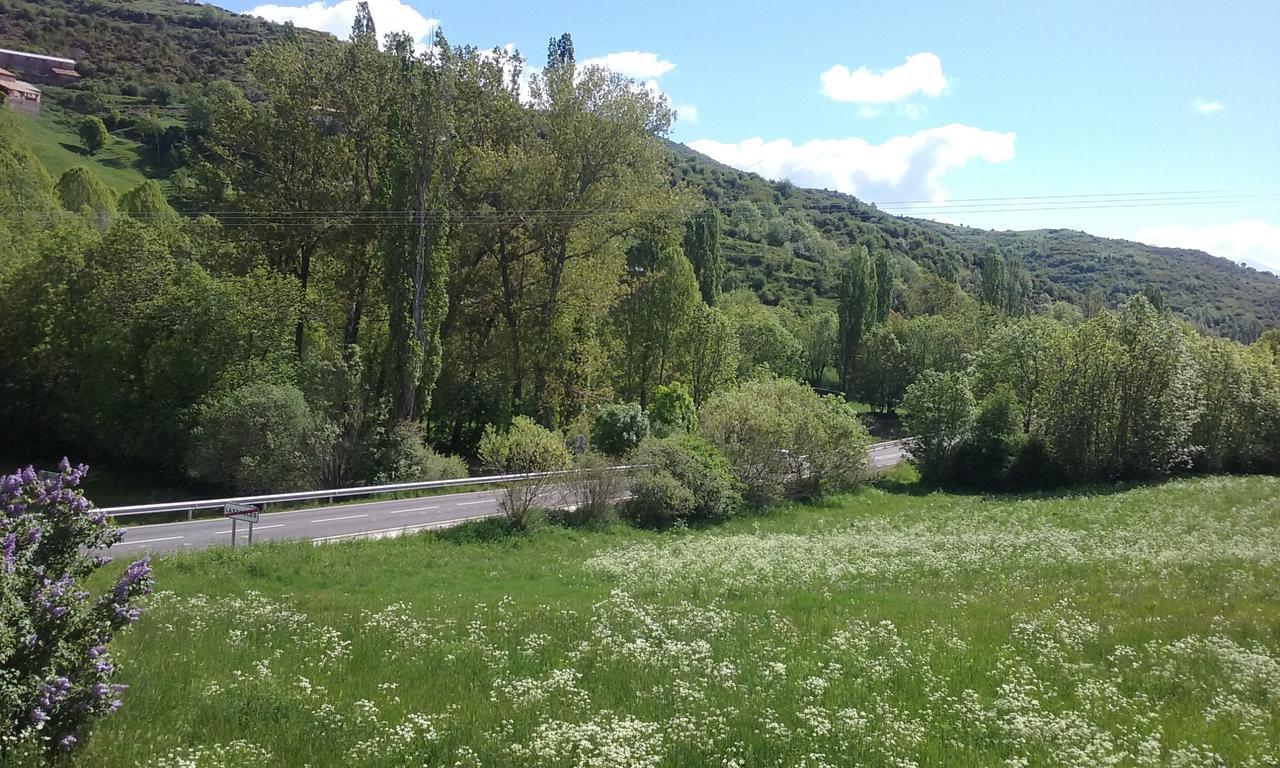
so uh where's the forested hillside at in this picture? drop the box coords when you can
[671,143,1280,340]
[3,0,1277,341]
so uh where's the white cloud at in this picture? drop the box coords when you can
[248,0,438,50]
[688,124,1015,202]
[820,52,947,104]
[1134,219,1280,274]
[1191,97,1226,115]
[674,103,700,125]
[579,51,676,80]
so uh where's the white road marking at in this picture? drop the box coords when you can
[456,500,490,506]
[311,513,497,544]
[216,524,285,534]
[388,505,440,515]
[119,535,183,545]
[309,514,370,523]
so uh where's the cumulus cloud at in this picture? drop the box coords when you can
[674,103,700,125]
[820,53,947,104]
[688,124,1016,202]
[248,0,438,50]
[1191,97,1226,115]
[579,51,676,80]
[1134,219,1280,274]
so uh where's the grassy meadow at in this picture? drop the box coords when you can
[74,473,1280,767]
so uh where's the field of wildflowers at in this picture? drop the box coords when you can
[75,475,1280,767]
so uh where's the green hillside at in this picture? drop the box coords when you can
[672,143,1280,340]
[6,102,148,194]
[4,0,1278,340]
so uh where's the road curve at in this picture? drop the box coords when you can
[112,441,909,556]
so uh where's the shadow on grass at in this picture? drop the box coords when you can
[875,470,1165,503]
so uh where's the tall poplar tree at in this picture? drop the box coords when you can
[683,206,723,305]
[874,249,893,323]
[381,31,457,425]
[837,245,877,395]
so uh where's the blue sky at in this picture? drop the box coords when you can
[223,0,1280,270]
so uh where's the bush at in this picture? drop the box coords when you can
[554,451,624,527]
[698,377,872,506]
[648,383,697,437]
[0,461,153,759]
[376,422,468,483]
[78,116,108,156]
[625,435,742,527]
[591,403,649,458]
[186,382,325,494]
[478,416,572,529]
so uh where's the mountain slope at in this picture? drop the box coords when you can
[672,142,1280,340]
[6,0,1277,340]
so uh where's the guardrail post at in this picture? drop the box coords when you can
[187,508,192,521]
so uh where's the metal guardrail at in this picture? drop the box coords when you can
[98,467,635,520]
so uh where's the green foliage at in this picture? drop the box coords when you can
[78,115,108,155]
[625,434,742,527]
[117,180,177,224]
[854,324,908,412]
[903,370,975,484]
[1043,297,1201,483]
[699,377,870,505]
[613,227,700,405]
[54,166,115,228]
[683,206,723,305]
[478,416,573,528]
[837,245,876,393]
[376,422,469,483]
[687,304,740,406]
[798,311,837,385]
[186,381,325,494]
[648,382,697,437]
[591,403,650,458]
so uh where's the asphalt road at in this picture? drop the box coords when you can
[112,441,909,556]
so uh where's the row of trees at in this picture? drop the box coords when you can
[0,12,743,492]
[902,297,1280,488]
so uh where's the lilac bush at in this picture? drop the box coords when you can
[0,459,153,760]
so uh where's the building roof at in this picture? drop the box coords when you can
[0,79,41,97]
[0,47,76,66]
[50,67,79,78]
[0,67,14,79]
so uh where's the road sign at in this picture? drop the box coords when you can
[223,503,260,524]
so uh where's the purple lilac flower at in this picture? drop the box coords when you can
[59,734,77,751]
[29,707,48,726]
[88,645,106,658]
[91,683,109,699]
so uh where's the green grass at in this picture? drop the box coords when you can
[7,104,149,195]
[72,475,1280,767]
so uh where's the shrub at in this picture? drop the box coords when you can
[0,460,153,759]
[554,451,624,527]
[78,116,108,156]
[648,383,697,437]
[377,422,468,483]
[625,435,742,527]
[698,377,871,506]
[591,403,649,458]
[186,382,324,494]
[478,416,572,529]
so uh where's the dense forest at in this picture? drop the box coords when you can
[1,0,1278,497]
